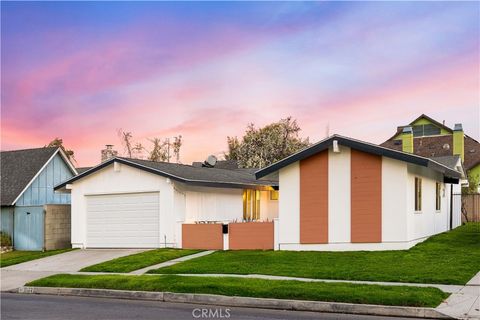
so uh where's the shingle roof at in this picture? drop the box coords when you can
[56,157,278,191]
[255,135,463,180]
[430,155,461,171]
[75,167,92,174]
[380,135,480,170]
[0,147,58,206]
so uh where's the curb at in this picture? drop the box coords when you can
[17,286,452,319]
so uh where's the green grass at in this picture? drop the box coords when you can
[151,223,480,285]
[80,249,202,273]
[27,274,449,308]
[0,249,74,268]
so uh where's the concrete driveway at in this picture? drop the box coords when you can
[1,249,145,291]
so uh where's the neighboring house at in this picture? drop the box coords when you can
[0,147,77,250]
[55,157,278,249]
[381,114,480,184]
[255,135,463,251]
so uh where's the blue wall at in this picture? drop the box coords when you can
[15,153,73,206]
[1,207,14,236]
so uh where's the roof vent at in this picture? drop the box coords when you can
[443,144,450,150]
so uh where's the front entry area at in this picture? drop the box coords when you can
[86,192,160,248]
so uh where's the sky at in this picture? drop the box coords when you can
[1,1,479,167]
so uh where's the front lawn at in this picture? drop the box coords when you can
[27,274,449,308]
[0,249,74,268]
[80,249,202,273]
[152,223,480,285]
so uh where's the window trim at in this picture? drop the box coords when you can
[435,182,441,212]
[414,177,422,213]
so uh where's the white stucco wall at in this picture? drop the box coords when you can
[182,185,243,223]
[381,157,408,242]
[260,190,279,221]
[278,162,300,245]
[406,164,450,242]
[328,147,351,243]
[70,163,174,248]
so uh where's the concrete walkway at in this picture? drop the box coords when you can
[1,249,146,291]
[436,271,480,320]
[130,250,215,274]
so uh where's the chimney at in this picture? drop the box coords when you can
[402,126,414,153]
[101,144,118,162]
[453,124,464,162]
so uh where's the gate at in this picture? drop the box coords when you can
[14,206,44,251]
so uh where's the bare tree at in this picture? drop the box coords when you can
[148,138,168,162]
[117,129,134,158]
[117,129,182,163]
[172,135,182,163]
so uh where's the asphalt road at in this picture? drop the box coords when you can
[1,293,420,320]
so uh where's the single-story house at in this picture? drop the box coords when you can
[55,157,279,249]
[0,147,77,250]
[256,135,464,251]
[55,134,464,252]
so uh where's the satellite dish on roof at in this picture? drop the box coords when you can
[205,155,217,167]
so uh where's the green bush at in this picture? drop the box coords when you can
[0,232,12,247]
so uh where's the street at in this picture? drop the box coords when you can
[1,293,420,320]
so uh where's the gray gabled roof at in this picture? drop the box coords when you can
[430,155,461,171]
[55,157,278,191]
[1,147,58,206]
[255,135,463,180]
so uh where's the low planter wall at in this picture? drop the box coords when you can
[229,222,274,250]
[182,224,224,250]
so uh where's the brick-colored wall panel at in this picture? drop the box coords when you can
[229,222,274,250]
[182,224,223,250]
[351,149,382,243]
[300,151,329,244]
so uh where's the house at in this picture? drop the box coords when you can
[0,147,77,250]
[380,114,480,183]
[255,135,464,251]
[54,157,279,249]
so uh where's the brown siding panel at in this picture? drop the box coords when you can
[351,149,382,243]
[182,224,223,250]
[300,150,329,244]
[229,222,274,250]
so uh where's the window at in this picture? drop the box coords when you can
[412,124,441,137]
[436,182,441,211]
[243,189,260,220]
[415,177,422,212]
[270,190,279,200]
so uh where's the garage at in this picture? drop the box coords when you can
[86,192,160,248]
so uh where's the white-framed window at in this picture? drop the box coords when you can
[415,177,422,212]
[435,182,441,211]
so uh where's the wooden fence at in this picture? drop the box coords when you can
[461,193,480,222]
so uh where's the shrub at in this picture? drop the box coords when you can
[0,232,12,247]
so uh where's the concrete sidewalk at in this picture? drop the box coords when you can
[1,249,145,291]
[129,250,215,274]
[436,271,480,320]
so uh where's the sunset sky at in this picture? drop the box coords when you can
[1,1,479,167]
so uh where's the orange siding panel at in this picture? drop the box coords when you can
[351,149,382,243]
[229,222,274,250]
[300,151,329,244]
[182,224,223,250]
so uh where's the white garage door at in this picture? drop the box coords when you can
[86,192,160,248]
